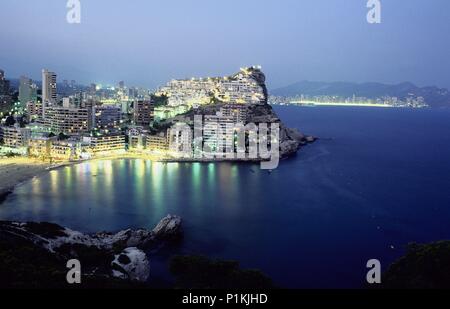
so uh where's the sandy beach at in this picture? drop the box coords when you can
[0,157,55,201]
[0,155,162,202]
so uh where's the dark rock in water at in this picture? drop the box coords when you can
[94,214,182,249]
[305,135,317,143]
[0,215,182,287]
[152,214,183,241]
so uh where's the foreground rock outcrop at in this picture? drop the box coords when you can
[377,241,450,289]
[0,215,182,288]
[112,247,150,282]
[0,215,275,289]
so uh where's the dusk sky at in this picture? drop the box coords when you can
[1,0,449,89]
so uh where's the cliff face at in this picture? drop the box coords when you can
[232,67,269,104]
[245,104,316,158]
[157,67,316,159]
[169,102,315,159]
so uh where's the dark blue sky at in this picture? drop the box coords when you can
[1,0,449,89]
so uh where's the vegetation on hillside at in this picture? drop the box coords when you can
[169,255,274,289]
[380,241,450,289]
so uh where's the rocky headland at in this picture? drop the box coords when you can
[246,103,317,158]
[377,241,450,289]
[156,102,317,161]
[0,215,276,289]
[0,215,182,288]
[151,67,317,161]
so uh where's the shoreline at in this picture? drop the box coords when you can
[0,154,273,204]
[0,158,78,203]
[0,137,316,204]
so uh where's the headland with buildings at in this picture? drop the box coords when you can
[0,66,315,198]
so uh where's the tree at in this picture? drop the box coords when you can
[58,132,69,141]
[5,116,15,126]
[151,94,169,107]
[18,116,27,128]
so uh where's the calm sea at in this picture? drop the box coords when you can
[2,106,450,288]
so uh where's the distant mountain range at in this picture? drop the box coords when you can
[271,81,450,107]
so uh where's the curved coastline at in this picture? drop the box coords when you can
[0,134,317,205]
[0,158,77,203]
[0,154,260,203]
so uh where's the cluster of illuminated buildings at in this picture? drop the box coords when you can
[154,66,265,120]
[269,94,428,108]
[0,66,267,161]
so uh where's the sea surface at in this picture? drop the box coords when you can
[2,106,450,288]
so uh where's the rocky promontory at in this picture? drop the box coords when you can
[0,215,278,289]
[152,67,316,161]
[157,102,316,160]
[246,103,317,158]
[0,215,182,288]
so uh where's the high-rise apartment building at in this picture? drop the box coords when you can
[133,100,154,127]
[0,69,11,95]
[2,125,31,148]
[0,69,12,112]
[93,105,122,129]
[168,122,192,158]
[26,101,43,122]
[43,106,90,135]
[146,132,169,152]
[82,133,126,155]
[19,76,38,108]
[42,69,57,106]
[203,113,235,156]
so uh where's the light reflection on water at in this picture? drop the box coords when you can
[2,107,450,288]
[6,159,260,231]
